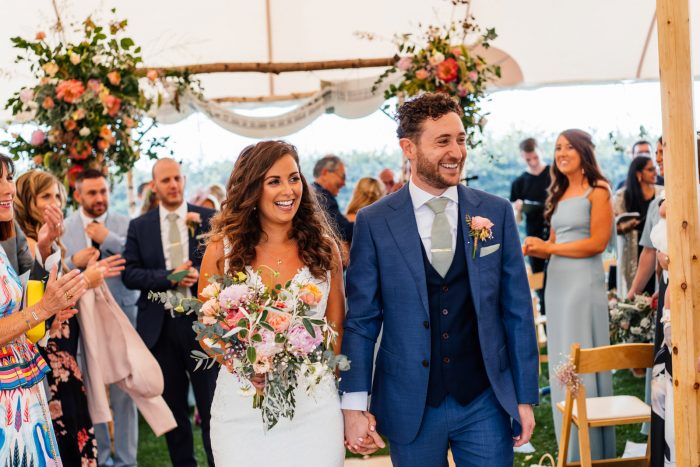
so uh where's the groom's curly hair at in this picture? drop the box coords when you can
[395,92,463,141]
[209,140,339,279]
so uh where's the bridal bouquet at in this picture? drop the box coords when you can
[609,293,656,344]
[149,270,349,430]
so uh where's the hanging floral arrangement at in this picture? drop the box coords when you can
[374,17,501,149]
[1,10,197,199]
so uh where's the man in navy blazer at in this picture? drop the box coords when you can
[63,169,140,467]
[123,158,217,467]
[340,93,539,466]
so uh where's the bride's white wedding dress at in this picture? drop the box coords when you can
[209,265,345,467]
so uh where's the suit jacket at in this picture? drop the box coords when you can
[63,210,139,314]
[122,203,214,348]
[0,221,48,279]
[340,184,539,444]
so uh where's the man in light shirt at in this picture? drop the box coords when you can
[63,168,139,467]
[341,93,538,466]
[123,158,217,467]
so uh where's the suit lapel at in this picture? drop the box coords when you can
[386,187,429,316]
[458,185,482,316]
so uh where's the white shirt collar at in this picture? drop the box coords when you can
[79,208,107,225]
[159,202,188,222]
[408,181,459,211]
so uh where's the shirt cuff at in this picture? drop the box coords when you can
[340,391,368,411]
[34,244,61,272]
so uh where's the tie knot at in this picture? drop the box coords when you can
[426,197,449,214]
[166,213,179,222]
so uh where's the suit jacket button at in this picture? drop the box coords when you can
[422,359,429,368]
[442,332,449,340]
[441,285,449,293]
[441,309,449,316]
[423,321,429,329]
[443,357,450,364]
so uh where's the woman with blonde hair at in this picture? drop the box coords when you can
[14,169,122,465]
[346,177,385,223]
[0,155,89,464]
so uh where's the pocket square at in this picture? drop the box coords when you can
[479,243,500,258]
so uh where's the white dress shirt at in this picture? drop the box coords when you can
[340,181,460,411]
[158,202,189,270]
[79,208,108,249]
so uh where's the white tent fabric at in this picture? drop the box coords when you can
[1,0,698,122]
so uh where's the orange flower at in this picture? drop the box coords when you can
[55,79,85,103]
[32,155,44,166]
[107,71,121,86]
[99,125,113,140]
[71,108,86,120]
[63,119,77,131]
[42,96,55,110]
[69,141,92,160]
[103,95,122,117]
[97,139,111,151]
[299,283,323,306]
[35,32,46,41]
[436,58,459,83]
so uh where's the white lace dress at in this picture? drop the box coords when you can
[209,266,345,467]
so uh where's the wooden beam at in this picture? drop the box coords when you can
[211,91,317,104]
[138,57,396,76]
[656,1,700,465]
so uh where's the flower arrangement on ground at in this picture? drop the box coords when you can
[373,17,501,148]
[609,293,656,344]
[2,11,197,200]
[149,270,349,430]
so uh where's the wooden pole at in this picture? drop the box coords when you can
[264,0,275,95]
[656,1,700,465]
[211,91,317,104]
[138,57,396,76]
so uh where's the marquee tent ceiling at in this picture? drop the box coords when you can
[1,0,697,120]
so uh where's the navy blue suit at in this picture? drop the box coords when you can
[341,184,539,463]
[123,203,217,467]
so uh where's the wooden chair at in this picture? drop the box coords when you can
[556,343,653,467]
[528,272,548,363]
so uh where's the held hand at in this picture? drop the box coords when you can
[657,251,669,271]
[179,267,199,289]
[617,218,640,234]
[250,374,266,389]
[513,404,536,447]
[85,222,109,245]
[523,236,550,259]
[71,247,99,269]
[342,409,385,454]
[171,261,193,286]
[39,266,87,317]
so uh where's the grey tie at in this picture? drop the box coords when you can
[426,197,453,277]
[166,213,186,292]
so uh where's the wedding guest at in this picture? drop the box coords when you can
[346,177,385,223]
[379,168,398,194]
[139,182,159,215]
[63,169,140,467]
[312,155,353,243]
[614,156,662,297]
[616,140,664,189]
[524,129,615,462]
[0,154,89,465]
[14,170,101,464]
[510,137,551,312]
[123,158,217,467]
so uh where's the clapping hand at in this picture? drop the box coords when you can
[39,266,87,316]
[83,253,126,288]
[36,205,64,259]
[343,410,385,455]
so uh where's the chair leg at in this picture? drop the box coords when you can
[575,392,593,467]
[557,390,574,467]
[645,428,651,465]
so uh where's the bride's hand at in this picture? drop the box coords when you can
[250,373,266,389]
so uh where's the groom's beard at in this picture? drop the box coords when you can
[414,148,465,189]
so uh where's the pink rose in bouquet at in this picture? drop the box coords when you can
[254,329,284,358]
[266,310,292,333]
[287,324,322,357]
[397,55,413,71]
[30,130,45,146]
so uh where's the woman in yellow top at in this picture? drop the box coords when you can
[0,154,88,465]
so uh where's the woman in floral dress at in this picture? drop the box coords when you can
[0,154,88,464]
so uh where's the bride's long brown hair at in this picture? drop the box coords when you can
[210,141,339,278]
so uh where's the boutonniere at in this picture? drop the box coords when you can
[185,212,202,237]
[465,214,494,258]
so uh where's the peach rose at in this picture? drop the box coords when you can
[42,96,55,110]
[42,62,58,77]
[35,32,46,41]
[32,155,44,166]
[415,69,430,80]
[63,119,77,131]
[266,310,292,333]
[299,283,323,306]
[102,95,122,117]
[69,53,81,65]
[107,71,121,86]
[97,139,111,151]
[87,79,101,93]
[470,216,493,231]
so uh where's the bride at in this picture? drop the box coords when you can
[198,140,346,466]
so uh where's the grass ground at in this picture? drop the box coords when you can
[136,363,646,465]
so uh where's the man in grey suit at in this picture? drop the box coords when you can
[63,168,140,467]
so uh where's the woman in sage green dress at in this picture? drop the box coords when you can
[524,129,616,462]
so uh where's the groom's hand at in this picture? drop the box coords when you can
[513,404,535,447]
[342,409,385,454]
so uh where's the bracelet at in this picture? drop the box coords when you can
[22,309,33,331]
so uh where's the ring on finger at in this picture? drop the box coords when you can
[64,291,73,302]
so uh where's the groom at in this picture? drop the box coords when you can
[340,93,539,466]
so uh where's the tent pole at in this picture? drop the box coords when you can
[265,0,275,95]
[656,0,700,465]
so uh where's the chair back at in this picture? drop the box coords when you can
[571,342,654,374]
